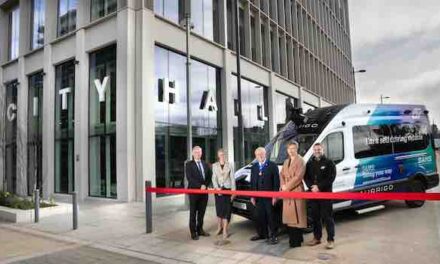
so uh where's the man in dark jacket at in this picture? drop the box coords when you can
[304,142,336,249]
[185,146,212,240]
[250,147,280,245]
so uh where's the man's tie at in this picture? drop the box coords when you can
[197,161,205,180]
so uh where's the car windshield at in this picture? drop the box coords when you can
[267,122,317,164]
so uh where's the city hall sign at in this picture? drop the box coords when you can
[158,78,218,112]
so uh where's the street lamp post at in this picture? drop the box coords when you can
[353,69,366,103]
[234,0,245,166]
[184,0,192,162]
[380,94,390,104]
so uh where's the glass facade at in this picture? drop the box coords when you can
[91,0,117,21]
[58,0,78,37]
[231,75,269,167]
[55,60,75,194]
[5,81,18,193]
[274,92,298,132]
[89,45,117,198]
[154,0,219,42]
[31,0,45,50]
[27,72,44,195]
[154,46,221,190]
[9,7,20,60]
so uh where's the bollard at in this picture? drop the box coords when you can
[72,192,78,230]
[145,181,153,233]
[34,189,40,223]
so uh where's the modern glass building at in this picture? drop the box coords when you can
[0,0,355,201]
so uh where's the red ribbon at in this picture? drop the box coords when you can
[146,187,440,201]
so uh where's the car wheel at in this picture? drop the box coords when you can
[405,180,426,208]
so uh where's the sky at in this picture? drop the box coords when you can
[349,0,440,125]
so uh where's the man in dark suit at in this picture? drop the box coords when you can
[250,147,280,245]
[185,146,212,240]
[304,142,336,249]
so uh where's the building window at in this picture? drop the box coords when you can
[231,75,269,167]
[31,0,45,50]
[275,92,298,132]
[91,0,117,21]
[9,7,20,60]
[238,7,246,56]
[261,23,267,67]
[5,81,18,193]
[321,132,344,164]
[154,0,219,42]
[57,0,78,37]
[250,15,257,61]
[226,0,234,50]
[55,60,75,194]
[28,72,44,196]
[89,45,117,198]
[154,46,222,191]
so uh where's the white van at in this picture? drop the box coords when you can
[232,104,439,219]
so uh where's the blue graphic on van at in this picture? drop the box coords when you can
[353,104,436,194]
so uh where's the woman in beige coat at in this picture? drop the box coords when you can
[280,141,307,248]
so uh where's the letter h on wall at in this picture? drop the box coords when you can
[158,78,179,104]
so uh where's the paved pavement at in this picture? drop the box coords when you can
[0,228,158,264]
[1,190,440,264]
[1,153,439,263]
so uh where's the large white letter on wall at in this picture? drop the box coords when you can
[159,78,179,104]
[7,103,17,121]
[59,87,71,110]
[94,76,109,102]
[200,89,218,112]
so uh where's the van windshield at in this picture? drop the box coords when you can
[267,122,317,164]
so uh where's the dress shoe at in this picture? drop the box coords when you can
[250,235,266,241]
[191,234,199,240]
[198,230,210,237]
[267,236,279,245]
[326,241,335,249]
[306,238,321,246]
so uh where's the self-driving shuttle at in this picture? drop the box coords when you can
[232,104,439,219]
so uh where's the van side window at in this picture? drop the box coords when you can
[322,132,344,164]
[353,125,393,159]
[389,123,430,153]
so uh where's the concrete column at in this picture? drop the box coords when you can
[134,7,156,201]
[15,0,32,196]
[221,52,235,164]
[267,72,276,138]
[0,67,4,191]
[15,59,27,196]
[74,29,89,200]
[41,1,58,199]
[116,6,136,202]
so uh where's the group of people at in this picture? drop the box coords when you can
[185,141,336,250]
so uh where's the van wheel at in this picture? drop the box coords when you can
[405,180,426,208]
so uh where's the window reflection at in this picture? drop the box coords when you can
[154,0,218,41]
[231,75,269,167]
[9,7,20,60]
[55,61,75,194]
[28,73,44,196]
[58,0,78,37]
[89,45,117,198]
[5,81,18,193]
[91,0,117,21]
[31,0,45,50]
[154,46,222,192]
[275,92,298,132]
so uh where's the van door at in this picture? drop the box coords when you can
[320,129,357,193]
